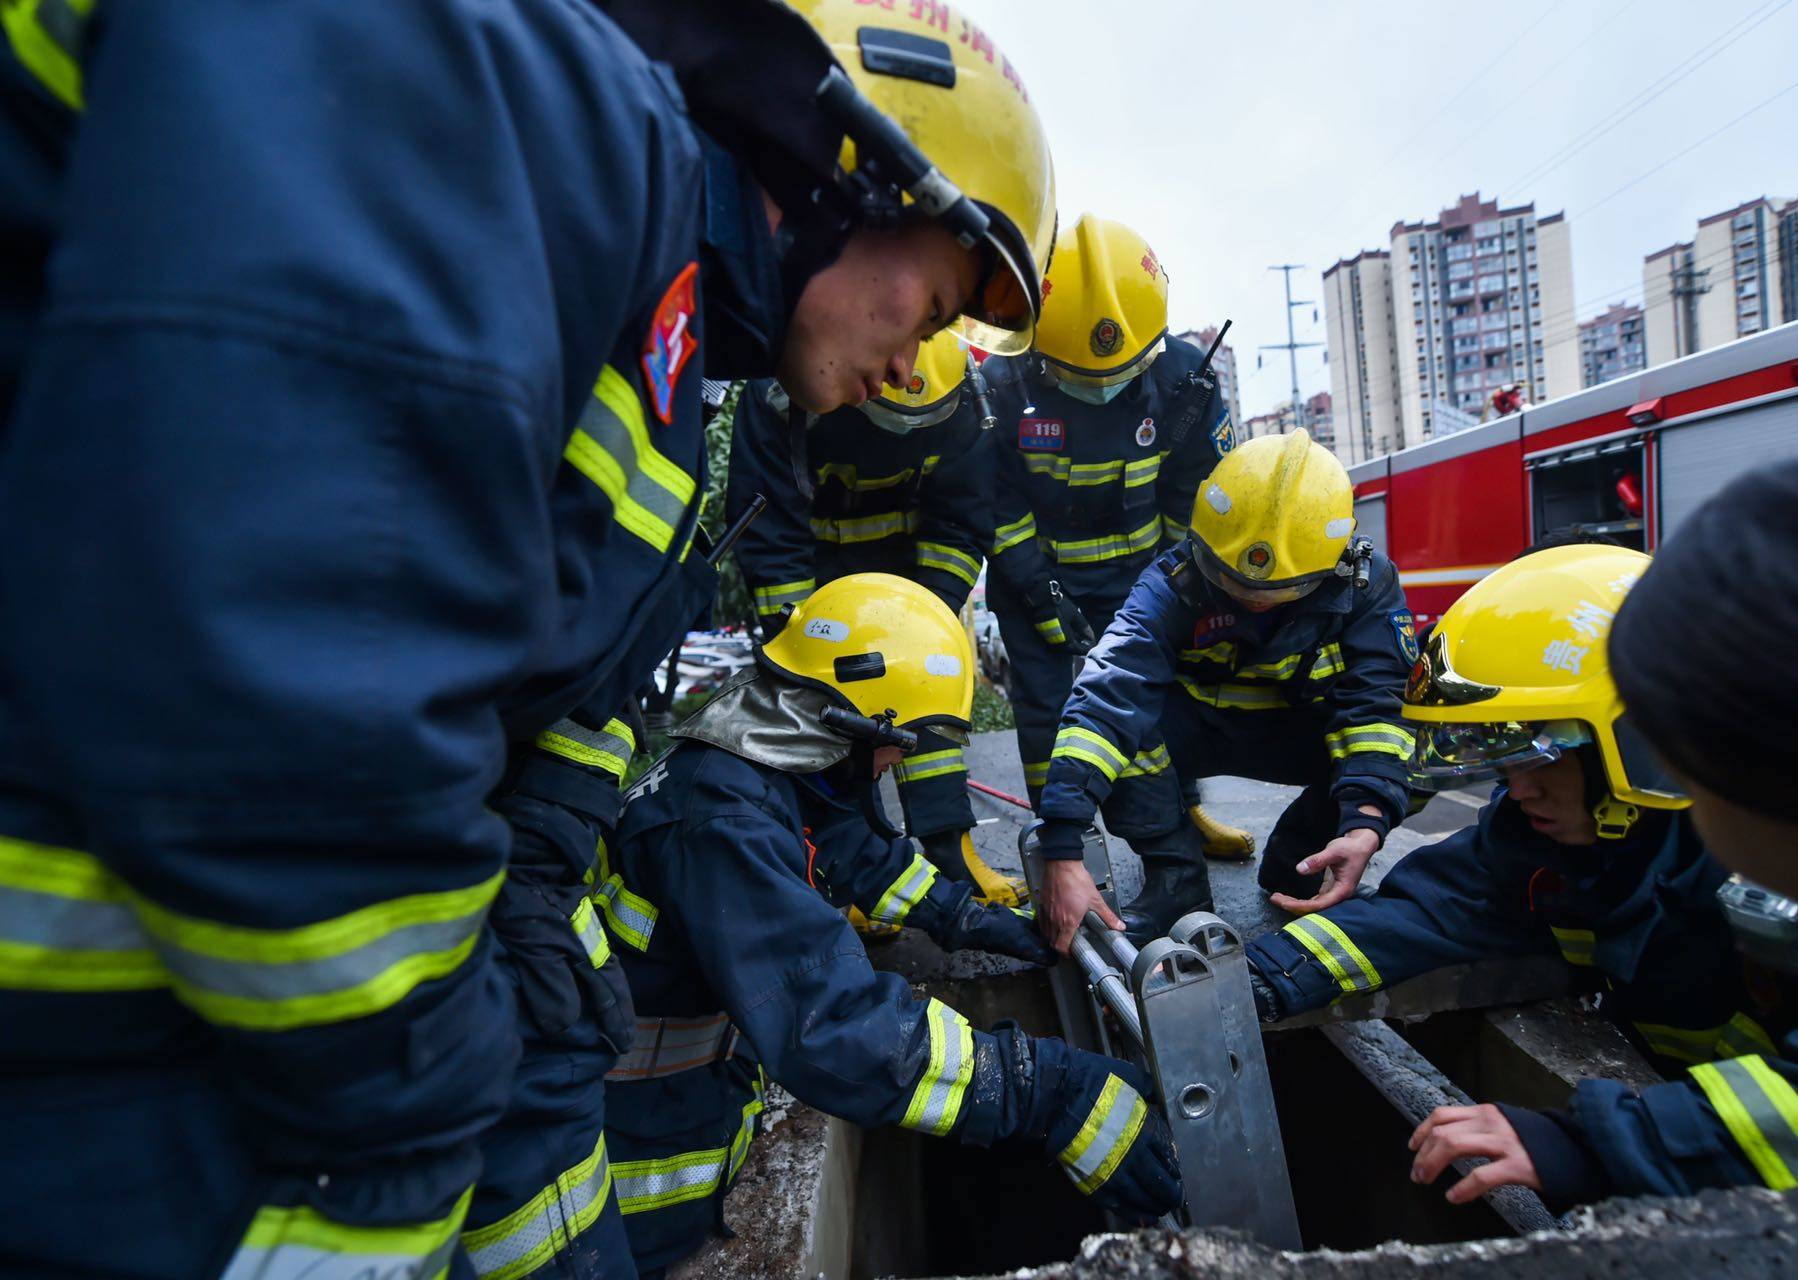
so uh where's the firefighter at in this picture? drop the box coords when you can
[1611,460,1798,894]
[600,575,1180,1272]
[728,332,1026,911]
[1243,545,1798,1211]
[984,214,1252,944]
[0,2,1056,1276]
[1244,545,1778,1070]
[1034,430,1418,950]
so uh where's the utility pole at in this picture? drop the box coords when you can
[1260,264,1323,431]
[1671,259,1711,358]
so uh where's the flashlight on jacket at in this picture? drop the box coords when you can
[967,352,997,432]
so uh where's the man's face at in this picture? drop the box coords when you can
[778,220,981,414]
[1502,752,1598,845]
[1682,775,1798,897]
[872,745,906,778]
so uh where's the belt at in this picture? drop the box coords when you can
[607,1013,741,1081]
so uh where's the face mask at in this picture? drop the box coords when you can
[1059,379,1131,406]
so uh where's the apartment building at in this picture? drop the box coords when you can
[1321,251,1404,465]
[1643,197,1795,365]
[1578,303,1646,388]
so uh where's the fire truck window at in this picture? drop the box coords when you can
[1531,448,1646,551]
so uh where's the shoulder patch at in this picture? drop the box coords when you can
[1389,610,1419,666]
[1211,414,1236,456]
[641,261,699,425]
[1018,417,1065,452]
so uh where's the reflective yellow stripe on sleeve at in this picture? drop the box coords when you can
[1282,914,1383,995]
[916,541,981,588]
[564,365,698,556]
[1690,1056,1798,1191]
[902,998,975,1136]
[1057,1074,1148,1195]
[992,513,1037,555]
[130,870,504,1032]
[1324,722,1418,761]
[1636,1012,1778,1064]
[536,717,635,780]
[1160,515,1186,544]
[461,1134,613,1280]
[1051,726,1131,782]
[1549,925,1596,966]
[894,748,968,785]
[1034,617,1067,645]
[753,577,815,616]
[869,853,939,927]
[1,0,91,111]
[221,1187,472,1280]
[595,874,658,953]
[0,836,168,992]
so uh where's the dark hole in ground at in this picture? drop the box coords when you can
[1267,1027,1511,1251]
[847,959,1517,1276]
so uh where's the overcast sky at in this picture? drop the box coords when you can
[968,0,1798,417]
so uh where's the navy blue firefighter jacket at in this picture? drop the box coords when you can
[0,1,739,1271]
[1037,545,1417,854]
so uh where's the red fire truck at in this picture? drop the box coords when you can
[1349,321,1798,623]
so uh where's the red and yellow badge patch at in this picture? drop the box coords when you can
[641,261,698,425]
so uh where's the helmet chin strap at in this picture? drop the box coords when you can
[1592,796,1640,840]
[844,741,904,842]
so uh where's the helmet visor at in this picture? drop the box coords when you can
[1612,711,1690,803]
[1044,337,1167,390]
[1410,719,1590,788]
[861,392,963,435]
[1194,545,1326,607]
[953,209,1042,357]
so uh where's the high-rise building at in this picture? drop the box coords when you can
[1173,326,1242,436]
[1642,197,1795,365]
[1305,391,1333,449]
[1321,251,1403,465]
[1389,193,1578,442]
[1578,303,1646,388]
[1242,403,1298,440]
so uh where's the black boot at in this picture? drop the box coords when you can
[1119,824,1215,947]
[1255,785,1335,901]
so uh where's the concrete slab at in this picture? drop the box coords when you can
[952,1188,1798,1279]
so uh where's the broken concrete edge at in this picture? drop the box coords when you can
[966,1187,1798,1279]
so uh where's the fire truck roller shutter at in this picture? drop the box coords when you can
[1353,494,1388,557]
[1658,397,1798,539]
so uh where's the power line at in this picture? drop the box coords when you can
[1571,79,1798,219]
[1352,0,1573,198]
[1502,0,1792,194]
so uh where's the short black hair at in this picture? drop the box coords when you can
[1610,460,1798,819]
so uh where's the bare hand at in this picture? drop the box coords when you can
[1040,858,1124,955]
[1269,824,1380,915]
[1409,1104,1541,1204]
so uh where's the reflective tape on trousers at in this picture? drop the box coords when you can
[463,1134,613,1280]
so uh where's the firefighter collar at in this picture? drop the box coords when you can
[671,667,851,774]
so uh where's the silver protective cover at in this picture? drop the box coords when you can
[670,668,852,774]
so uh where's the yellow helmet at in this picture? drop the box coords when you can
[1188,429,1354,606]
[790,0,1057,356]
[1035,214,1170,388]
[862,330,969,433]
[1405,544,1688,837]
[759,572,974,738]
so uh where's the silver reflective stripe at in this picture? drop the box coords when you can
[572,385,691,542]
[570,898,609,969]
[809,510,918,544]
[1282,915,1382,993]
[1059,1076,1146,1194]
[614,1150,727,1212]
[536,717,634,777]
[220,1234,459,1280]
[464,1137,612,1279]
[153,911,484,1004]
[870,854,938,926]
[595,876,656,951]
[0,885,146,951]
[901,999,974,1137]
